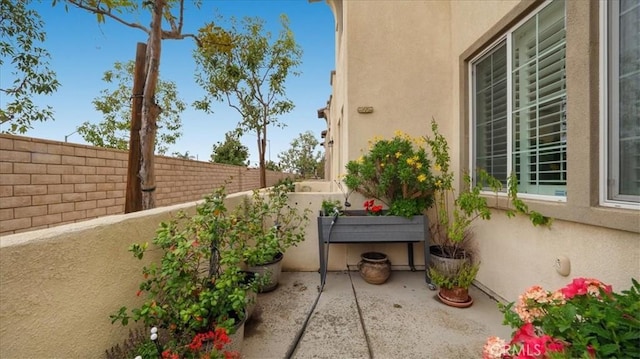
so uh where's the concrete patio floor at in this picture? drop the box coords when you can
[241,270,512,359]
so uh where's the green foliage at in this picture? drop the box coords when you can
[60,0,205,208]
[428,261,480,289]
[506,172,553,227]
[0,0,60,134]
[344,131,436,217]
[194,14,302,186]
[105,327,161,359]
[265,160,281,172]
[277,131,324,179]
[491,278,640,358]
[321,199,342,216]
[210,131,249,166]
[110,186,254,343]
[425,119,552,259]
[172,151,196,160]
[233,180,311,266]
[77,60,185,154]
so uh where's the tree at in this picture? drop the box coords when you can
[210,131,249,166]
[60,0,230,210]
[172,151,195,160]
[265,160,281,172]
[77,61,185,155]
[278,131,323,179]
[194,15,302,188]
[0,0,60,134]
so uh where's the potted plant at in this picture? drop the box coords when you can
[318,131,437,282]
[235,179,311,292]
[425,119,552,306]
[320,199,342,217]
[106,325,241,359]
[428,260,480,307]
[343,131,436,218]
[109,186,254,349]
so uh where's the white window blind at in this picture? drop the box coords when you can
[471,0,566,198]
[607,0,640,203]
[474,44,508,185]
[511,0,567,196]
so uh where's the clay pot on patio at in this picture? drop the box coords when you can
[358,252,391,284]
[439,287,469,303]
[437,287,474,308]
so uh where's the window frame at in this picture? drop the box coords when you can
[469,0,567,203]
[599,0,640,209]
[460,0,638,233]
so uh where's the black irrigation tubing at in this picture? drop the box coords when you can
[284,211,337,359]
[347,268,374,359]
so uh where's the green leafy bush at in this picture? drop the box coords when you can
[483,278,640,358]
[234,180,311,266]
[110,187,251,344]
[344,131,436,217]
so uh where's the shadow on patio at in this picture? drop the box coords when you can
[243,270,511,359]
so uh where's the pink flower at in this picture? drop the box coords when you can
[511,323,538,344]
[515,286,552,322]
[482,336,509,359]
[561,278,612,299]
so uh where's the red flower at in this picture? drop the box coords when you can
[161,350,179,359]
[561,277,612,299]
[511,323,537,344]
[224,351,241,359]
[136,289,142,297]
[364,199,383,214]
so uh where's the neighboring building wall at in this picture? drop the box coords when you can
[0,134,290,236]
[323,0,639,302]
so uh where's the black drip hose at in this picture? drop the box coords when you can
[285,210,339,359]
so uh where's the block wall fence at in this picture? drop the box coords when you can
[0,134,291,236]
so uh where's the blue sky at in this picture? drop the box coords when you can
[3,0,335,165]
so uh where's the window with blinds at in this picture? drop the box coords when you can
[512,0,566,196]
[606,0,640,204]
[474,44,508,185]
[472,0,566,197]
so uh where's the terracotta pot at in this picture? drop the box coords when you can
[358,251,391,284]
[439,286,469,303]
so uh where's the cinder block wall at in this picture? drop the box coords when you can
[0,134,290,236]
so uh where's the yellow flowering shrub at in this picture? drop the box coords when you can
[344,131,436,217]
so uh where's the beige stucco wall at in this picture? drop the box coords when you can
[0,191,249,358]
[472,214,640,301]
[346,0,452,158]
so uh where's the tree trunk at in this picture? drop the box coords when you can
[139,0,164,209]
[259,138,267,188]
[259,127,267,188]
[125,42,146,213]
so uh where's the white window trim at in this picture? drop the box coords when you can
[468,0,567,203]
[598,0,640,210]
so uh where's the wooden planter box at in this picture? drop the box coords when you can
[317,210,430,284]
